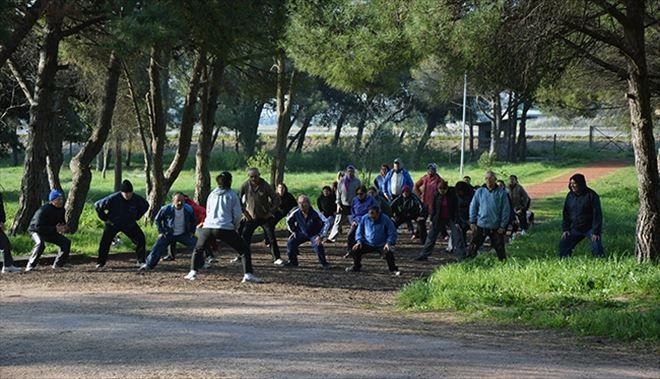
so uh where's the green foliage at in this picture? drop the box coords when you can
[399,167,660,342]
[246,150,273,177]
[477,151,495,169]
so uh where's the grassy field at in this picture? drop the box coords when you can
[398,167,660,342]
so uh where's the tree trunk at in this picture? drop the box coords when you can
[517,100,530,161]
[237,101,264,157]
[102,142,111,179]
[623,0,660,262]
[415,109,440,165]
[125,134,132,168]
[488,94,501,159]
[123,64,152,197]
[507,100,519,162]
[65,53,121,232]
[46,117,64,190]
[354,118,366,151]
[270,50,296,186]
[12,1,64,235]
[292,114,313,153]
[195,60,224,206]
[163,50,206,192]
[96,150,103,171]
[114,134,122,192]
[469,108,475,160]
[332,113,345,147]
[146,46,168,220]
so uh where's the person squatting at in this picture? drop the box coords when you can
[1,162,605,280]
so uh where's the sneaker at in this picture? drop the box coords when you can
[138,264,152,272]
[283,261,299,267]
[343,251,352,259]
[391,270,402,277]
[324,238,336,244]
[52,264,71,270]
[241,273,262,283]
[345,266,360,272]
[273,258,285,267]
[25,265,36,272]
[162,255,175,262]
[520,230,527,236]
[95,264,107,271]
[184,270,197,281]
[1,265,21,274]
[135,261,145,268]
[208,257,218,263]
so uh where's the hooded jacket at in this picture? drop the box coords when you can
[469,185,511,229]
[383,168,414,199]
[336,175,362,207]
[430,188,458,224]
[204,187,243,230]
[562,174,603,235]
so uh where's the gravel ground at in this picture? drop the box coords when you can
[1,235,658,378]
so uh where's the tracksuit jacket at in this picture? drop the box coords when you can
[94,192,149,231]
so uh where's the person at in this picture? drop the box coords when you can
[164,193,207,261]
[507,175,531,234]
[414,163,443,217]
[559,173,605,258]
[26,189,71,271]
[327,165,362,243]
[466,171,511,261]
[390,185,427,243]
[452,181,474,259]
[284,195,330,269]
[346,185,377,253]
[382,158,414,201]
[373,164,390,196]
[265,183,297,246]
[317,185,336,236]
[185,171,261,282]
[415,180,457,261]
[367,186,392,217]
[141,192,198,271]
[331,171,344,194]
[238,168,284,266]
[94,180,149,270]
[0,193,20,273]
[346,205,400,276]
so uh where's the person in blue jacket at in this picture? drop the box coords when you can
[94,180,149,270]
[382,158,414,201]
[467,171,511,261]
[559,173,605,258]
[346,185,377,254]
[284,195,329,269]
[141,192,197,271]
[346,205,400,276]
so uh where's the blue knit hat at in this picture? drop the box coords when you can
[48,189,63,201]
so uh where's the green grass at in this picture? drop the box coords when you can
[398,167,660,342]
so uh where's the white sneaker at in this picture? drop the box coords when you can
[1,265,21,274]
[138,264,151,272]
[241,273,262,283]
[95,264,107,271]
[52,264,71,270]
[229,256,241,264]
[25,265,36,272]
[273,259,285,267]
[184,270,197,281]
[391,270,402,277]
[521,230,527,236]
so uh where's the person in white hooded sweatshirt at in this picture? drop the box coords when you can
[185,171,261,283]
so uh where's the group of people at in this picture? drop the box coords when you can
[0,160,606,279]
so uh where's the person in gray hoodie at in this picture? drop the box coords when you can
[185,171,261,283]
[327,165,362,243]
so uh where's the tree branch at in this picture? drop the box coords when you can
[60,16,108,37]
[7,57,34,105]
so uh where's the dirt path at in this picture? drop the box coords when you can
[2,160,655,378]
[525,160,629,200]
